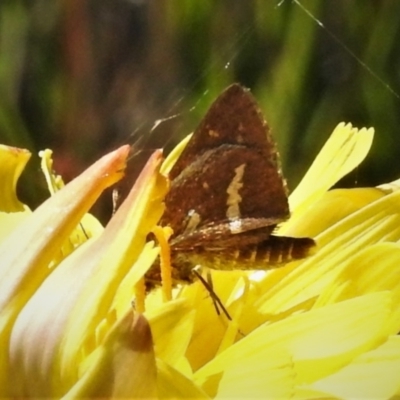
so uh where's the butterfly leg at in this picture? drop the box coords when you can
[192,266,232,320]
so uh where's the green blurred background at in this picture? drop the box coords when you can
[1,0,400,221]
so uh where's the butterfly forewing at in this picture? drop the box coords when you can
[161,84,290,245]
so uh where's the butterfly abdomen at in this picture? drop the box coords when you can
[172,235,315,271]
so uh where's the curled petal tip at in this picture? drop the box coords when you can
[0,145,31,212]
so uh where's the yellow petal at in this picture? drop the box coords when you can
[0,144,30,212]
[282,187,385,237]
[253,187,400,317]
[1,145,130,396]
[59,150,165,380]
[157,358,210,399]
[284,123,374,233]
[64,313,157,399]
[377,177,400,193]
[315,242,400,334]
[301,335,400,400]
[146,299,195,372]
[214,350,295,399]
[0,209,31,243]
[160,134,191,175]
[195,292,391,390]
[38,148,104,265]
[183,271,246,371]
[8,150,166,397]
[0,145,32,242]
[111,241,159,317]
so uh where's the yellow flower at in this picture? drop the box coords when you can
[1,121,400,399]
[0,144,161,397]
